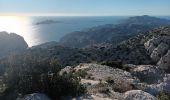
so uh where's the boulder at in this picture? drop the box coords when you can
[131,65,163,84]
[124,90,156,100]
[17,93,51,100]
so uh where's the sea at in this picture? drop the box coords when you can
[0,16,169,47]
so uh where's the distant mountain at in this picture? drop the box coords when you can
[121,15,169,26]
[59,15,170,48]
[0,31,28,58]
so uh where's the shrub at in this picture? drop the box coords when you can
[112,80,136,93]
[157,91,170,100]
[74,69,88,78]
[1,54,86,99]
[106,77,114,84]
[100,61,123,69]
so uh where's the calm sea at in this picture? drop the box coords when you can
[28,16,128,46]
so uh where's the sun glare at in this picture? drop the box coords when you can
[0,16,24,33]
[0,16,35,46]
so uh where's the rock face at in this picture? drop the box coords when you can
[17,93,51,100]
[0,32,28,57]
[131,65,163,84]
[124,90,156,100]
[158,50,170,72]
[144,26,170,72]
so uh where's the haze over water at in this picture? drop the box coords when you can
[0,16,127,46]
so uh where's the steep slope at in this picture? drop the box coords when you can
[0,31,28,58]
[60,15,170,48]
[107,25,170,68]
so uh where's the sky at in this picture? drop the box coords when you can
[0,0,170,16]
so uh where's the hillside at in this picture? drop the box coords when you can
[107,25,170,67]
[59,15,170,48]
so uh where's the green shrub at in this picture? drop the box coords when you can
[1,54,86,99]
[157,91,170,100]
[74,69,88,78]
[100,61,123,69]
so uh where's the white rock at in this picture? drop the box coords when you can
[124,90,156,100]
[158,50,170,72]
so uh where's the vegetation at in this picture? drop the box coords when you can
[74,69,88,78]
[157,91,170,100]
[106,77,114,84]
[100,61,123,69]
[0,53,86,100]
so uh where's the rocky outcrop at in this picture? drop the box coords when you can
[124,90,156,100]
[144,26,170,72]
[0,31,28,58]
[150,42,169,62]
[17,93,51,100]
[63,63,170,99]
[144,36,169,62]
[62,63,141,99]
[131,65,163,84]
[74,63,140,90]
[158,50,170,72]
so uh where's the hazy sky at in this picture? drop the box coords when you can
[0,0,170,16]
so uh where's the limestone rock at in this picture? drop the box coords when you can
[124,90,156,100]
[150,42,169,62]
[158,50,170,72]
[131,65,163,84]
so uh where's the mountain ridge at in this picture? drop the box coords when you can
[59,15,170,48]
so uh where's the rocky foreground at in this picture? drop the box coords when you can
[59,63,169,100]
[21,62,169,100]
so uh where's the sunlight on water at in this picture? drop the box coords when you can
[0,16,36,46]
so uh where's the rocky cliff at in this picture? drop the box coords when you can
[0,31,28,58]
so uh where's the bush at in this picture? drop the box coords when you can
[1,54,86,99]
[106,77,114,84]
[112,80,137,93]
[157,91,170,100]
[74,69,88,78]
[100,61,123,69]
